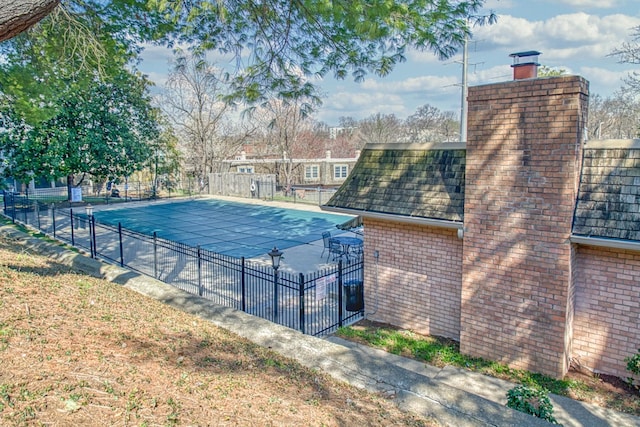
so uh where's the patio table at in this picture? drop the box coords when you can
[331,236,363,262]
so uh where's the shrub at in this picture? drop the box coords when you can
[625,349,640,386]
[506,385,560,425]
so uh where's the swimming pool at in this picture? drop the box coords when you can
[93,199,352,258]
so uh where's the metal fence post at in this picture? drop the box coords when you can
[87,214,94,258]
[273,267,279,322]
[118,223,124,267]
[35,201,40,230]
[11,193,16,223]
[338,260,343,328]
[153,232,158,279]
[92,216,97,258]
[241,257,246,312]
[70,209,75,246]
[298,273,305,335]
[51,204,56,239]
[197,245,203,296]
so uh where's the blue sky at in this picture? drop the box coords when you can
[138,0,640,126]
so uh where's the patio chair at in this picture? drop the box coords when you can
[321,231,332,259]
[328,238,346,262]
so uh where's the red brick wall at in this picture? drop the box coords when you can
[461,76,589,377]
[573,245,640,379]
[363,218,462,340]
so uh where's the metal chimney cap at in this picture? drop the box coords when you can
[510,51,541,65]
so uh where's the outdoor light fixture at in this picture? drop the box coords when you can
[268,246,284,322]
[268,246,283,271]
[85,204,93,217]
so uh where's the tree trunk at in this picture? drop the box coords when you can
[66,174,74,201]
[0,0,59,42]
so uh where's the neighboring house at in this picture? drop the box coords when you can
[222,150,360,187]
[323,73,640,381]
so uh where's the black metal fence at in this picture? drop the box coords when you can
[285,186,339,207]
[3,179,204,206]
[2,196,364,336]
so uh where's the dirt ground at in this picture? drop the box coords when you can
[0,235,436,427]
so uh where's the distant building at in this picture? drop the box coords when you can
[329,126,357,140]
[223,149,361,187]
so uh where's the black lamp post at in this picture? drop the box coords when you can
[268,246,283,321]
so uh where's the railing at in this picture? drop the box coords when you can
[2,197,364,336]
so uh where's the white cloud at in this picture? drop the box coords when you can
[406,49,447,65]
[473,13,640,64]
[135,7,640,126]
[579,66,632,95]
[554,0,621,8]
[143,71,169,88]
[318,91,409,122]
[360,75,459,94]
[317,73,466,123]
[467,65,512,85]
[484,0,515,9]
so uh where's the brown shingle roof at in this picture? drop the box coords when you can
[573,140,640,242]
[327,140,640,244]
[325,143,465,222]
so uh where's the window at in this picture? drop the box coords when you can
[333,164,348,179]
[238,166,254,173]
[305,165,319,180]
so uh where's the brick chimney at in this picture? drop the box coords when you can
[509,51,540,80]
[462,74,589,378]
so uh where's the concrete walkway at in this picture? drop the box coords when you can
[2,224,639,427]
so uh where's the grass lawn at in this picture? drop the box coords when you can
[336,321,640,416]
[0,233,435,427]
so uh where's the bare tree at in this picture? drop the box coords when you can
[588,91,640,140]
[252,98,320,193]
[357,113,405,144]
[405,104,460,143]
[160,53,253,181]
[611,25,640,93]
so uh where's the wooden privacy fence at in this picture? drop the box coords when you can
[209,173,276,199]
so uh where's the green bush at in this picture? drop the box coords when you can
[506,385,560,425]
[625,349,640,386]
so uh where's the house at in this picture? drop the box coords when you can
[323,72,640,380]
[222,150,361,187]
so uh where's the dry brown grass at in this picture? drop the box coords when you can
[0,235,437,427]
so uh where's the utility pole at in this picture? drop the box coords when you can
[460,35,468,143]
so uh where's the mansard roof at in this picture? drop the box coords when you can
[324,143,466,224]
[573,139,640,243]
[325,139,640,247]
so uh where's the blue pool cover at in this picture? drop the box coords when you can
[94,199,353,258]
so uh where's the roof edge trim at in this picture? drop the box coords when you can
[321,206,463,229]
[363,142,466,151]
[571,235,640,252]
[584,139,640,149]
